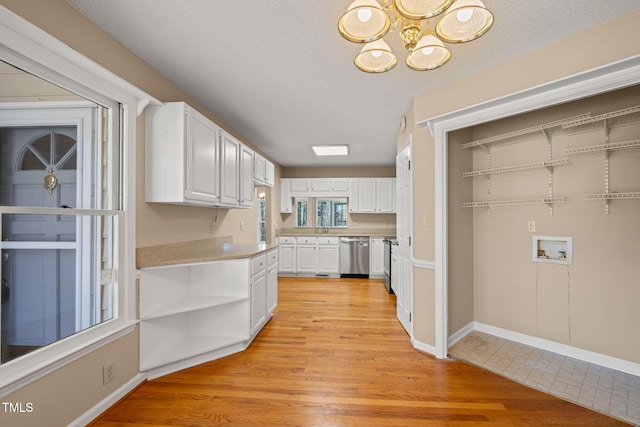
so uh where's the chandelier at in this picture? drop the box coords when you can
[337,0,493,73]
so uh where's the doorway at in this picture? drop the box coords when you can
[0,105,96,363]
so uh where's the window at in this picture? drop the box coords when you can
[295,198,308,227]
[0,65,119,365]
[257,191,266,243]
[0,10,149,391]
[316,198,348,228]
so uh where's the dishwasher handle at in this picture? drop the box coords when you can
[340,237,369,242]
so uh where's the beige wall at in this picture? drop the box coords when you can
[407,9,640,357]
[279,166,396,231]
[0,0,279,424]
[465,86,640,362]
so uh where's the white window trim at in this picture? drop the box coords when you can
[0,6,159,396]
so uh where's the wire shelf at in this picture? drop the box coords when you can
[460,114,591,150]
[562,105,640,134]
[583,192,640,200]
[564,139,640,156]
[461,197,568,208]
[462,158,569,178]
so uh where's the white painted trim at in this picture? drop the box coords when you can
[144,342,246,381]
[69,373,146,427]
[418,54,640,366]
[0,5,154,395]
[0,324,136,399]
[0,7,160,115]
[474,322,640,377]
[412,258,435,269]
[447,321,475,348]
[411,337,436,357]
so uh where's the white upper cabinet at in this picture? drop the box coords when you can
[220,130,241,205]
[351,178,396,213]
[279,178,292,213]
[290,178,311,193]
[146,101,253,208]
[254,152,275,187]
[146,102,221,205]
[240,144,254,207]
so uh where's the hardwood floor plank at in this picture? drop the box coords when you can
[91,277,629,426]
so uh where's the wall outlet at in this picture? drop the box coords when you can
[240,220,245,231]
[423,214,431,226]
[103,361,115,385]
[209,222,215,234]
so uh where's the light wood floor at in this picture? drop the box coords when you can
[92,277,628,426]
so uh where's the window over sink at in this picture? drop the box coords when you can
[316,198,347,228]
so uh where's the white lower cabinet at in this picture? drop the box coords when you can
[266,249,278,313]
[139,250,277,379]
[250,254,267,334]
[317,237,339,276]
[278,236,296,274]
[369,237,385,277]
[139,259,251,379]
[296,236,317,274]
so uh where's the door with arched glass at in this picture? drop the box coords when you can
[0,105,96,362]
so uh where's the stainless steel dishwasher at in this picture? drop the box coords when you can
[339,237,370,277]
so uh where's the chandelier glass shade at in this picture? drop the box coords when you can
[338,0,493,73]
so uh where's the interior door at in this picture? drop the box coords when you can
[396,142,413,334]
[1,126,78,347]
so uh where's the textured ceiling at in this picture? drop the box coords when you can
[66,1,640,167]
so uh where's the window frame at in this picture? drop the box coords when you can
[0,7,159,395]
[315,197,348,228]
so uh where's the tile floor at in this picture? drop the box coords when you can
[449,331,640,426]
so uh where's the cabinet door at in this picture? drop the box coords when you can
[264,160,274,187]
[251,271,267,334]
[254,152,266,183]
[369,238,385,276]
[332,178,349,194]
[267,263,278,313]
[279,179,292,213]
[220,131,240,205]
[348,178,359,213]
[278,244,296,273]
[290,178,310,192]
[296,245,316,273]
[311,178,332,192]
[317,245,339,275]
[376,178,395,213]
[357,178,376,213]
[185,108,220,203]
[240,145,254,207]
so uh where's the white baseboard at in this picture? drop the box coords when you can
[411,337,436,356]
[447,322,475,347]
[69,373,146,427]
[455,322,640,377]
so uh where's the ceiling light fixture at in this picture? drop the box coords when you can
[338,0,493,73]
[312,145,349,156]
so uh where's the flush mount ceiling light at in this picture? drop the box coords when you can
[338,0,493,73]
[312,145,349,156]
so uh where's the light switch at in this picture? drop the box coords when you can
[526,220,536,233]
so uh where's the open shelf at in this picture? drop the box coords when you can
[140,295,249,321]
[562,105,640,134]
[533,236,573,265]
[461,197,568,208]
[463,158,569,178]
[460,114,590,150]
[564,139,640,156]
[140,334,249,371]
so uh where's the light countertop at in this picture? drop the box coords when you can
[137,237,277,269]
